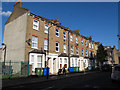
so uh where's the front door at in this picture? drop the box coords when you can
[53,58,56,74]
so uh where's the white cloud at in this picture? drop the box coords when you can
[0,11,12,16]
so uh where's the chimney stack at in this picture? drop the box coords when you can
[14,0,22,8]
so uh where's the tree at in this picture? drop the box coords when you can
[96,44,107,65]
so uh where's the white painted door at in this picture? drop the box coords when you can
[53,58,56,73]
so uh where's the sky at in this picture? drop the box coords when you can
[0,2,119,50]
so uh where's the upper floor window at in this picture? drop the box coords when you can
[32,36,38,49]
[81,39,83,45]
[82,49,84,56]
[33,19,39,30]
[44,24,49,33]
[70,35,73,42]
[76,37,78,43]
[85,41,87,46]
[44,39,48,50]
[63,44,67,53]
[76,47,79,55]
[89,43,91,48]
[56,29,59,37]
[71,46,73,54]
[63,32,66,40]
[56,42,59,52]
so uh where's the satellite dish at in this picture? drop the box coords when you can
[28,39,31,42]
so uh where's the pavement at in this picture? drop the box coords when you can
[2,71,97,88]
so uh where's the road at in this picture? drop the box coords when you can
[3,71,120,89]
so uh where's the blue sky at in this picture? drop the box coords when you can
[0,2,118,49]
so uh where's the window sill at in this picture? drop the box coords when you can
[56,36,59,37]
[31,47,38,49]
[33,29,39,31]
[56,51,59,52]
[44,31,48,34]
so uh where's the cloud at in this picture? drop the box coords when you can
[0,11,12,16]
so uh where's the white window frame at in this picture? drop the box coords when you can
[76,37,78,43]
[71,46,74,54]
[75,59,78,67]
[33,19,39,30]
[76,47,79,55]
[37,55,42,68]
[63,32,66,40]
[72,58,74,67]
[70,35,73,42]
[44,24,49,33]
[30,54,44,71]
[63,44,67,53]
[56,29,59,37]
[31,55,34,63]
[56,42,59,52]
[81,39,83,45]
[32,36,38,49]
[44,39,48,50]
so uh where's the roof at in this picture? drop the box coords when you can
[29,49,46,54]
[71,55,79,58]
[58,53,68,57]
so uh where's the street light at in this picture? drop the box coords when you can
[2,43,6,66]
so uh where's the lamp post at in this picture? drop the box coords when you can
[2,43,6,66]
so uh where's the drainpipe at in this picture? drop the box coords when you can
[68,30,70,67]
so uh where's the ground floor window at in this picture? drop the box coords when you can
[59,58,68,69]
[71,58,78,67]
[30,54,44,71]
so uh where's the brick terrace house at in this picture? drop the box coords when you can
[104,46,120,65]
[2,1,100,75]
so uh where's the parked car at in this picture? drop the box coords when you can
[101,64,112,72]
[111,65,120,82]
